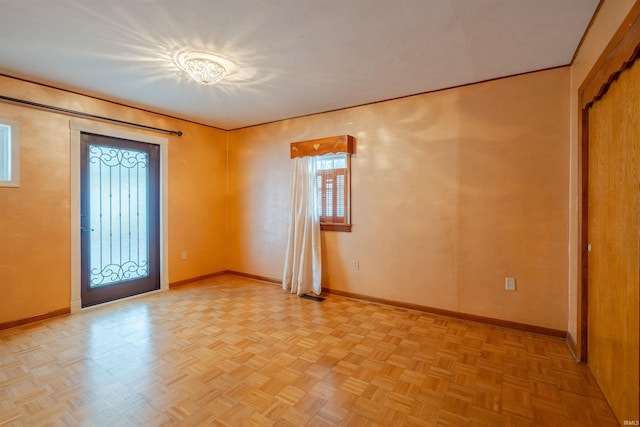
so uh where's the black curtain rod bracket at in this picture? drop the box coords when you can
[0,95,182,137]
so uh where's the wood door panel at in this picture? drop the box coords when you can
[587,59,640,424]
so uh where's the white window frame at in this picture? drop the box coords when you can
[0,118,20,187]
[69,119,169,312]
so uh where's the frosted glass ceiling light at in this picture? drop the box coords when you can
[174,51,228,85]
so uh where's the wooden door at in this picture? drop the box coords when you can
[587,58,640,424]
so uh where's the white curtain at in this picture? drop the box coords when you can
[282,156,322,295]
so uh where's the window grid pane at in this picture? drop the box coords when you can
[316,153,349,228]
[336,173,345,218]
[325,177,333,218]
[316,175,323,218]
[0,125,10,181]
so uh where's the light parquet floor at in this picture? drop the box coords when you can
[0,275,619,426]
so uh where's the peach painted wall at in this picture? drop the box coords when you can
[229,67,570,330]
[567,0,636,343]
[0,75,227,323]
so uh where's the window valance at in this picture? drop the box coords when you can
[290,135,354,158]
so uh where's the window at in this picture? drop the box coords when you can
[0,118,20,187]
[290,134,354,232]
[316,153,351,232]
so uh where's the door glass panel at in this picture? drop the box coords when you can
[88,144,149,287]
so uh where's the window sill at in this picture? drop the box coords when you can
[320,223,352,232]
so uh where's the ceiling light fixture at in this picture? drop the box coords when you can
[174,51,229,85]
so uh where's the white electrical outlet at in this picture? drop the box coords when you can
[353,260,359,271]
[181,250,187,260]
[505,277,516,291]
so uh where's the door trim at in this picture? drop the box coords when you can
[577,1,640,362]
[70,119,169,312]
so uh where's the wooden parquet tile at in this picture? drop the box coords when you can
[0,275,620,426]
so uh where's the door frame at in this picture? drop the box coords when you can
[577,2,640,362]
[70,119,169,312]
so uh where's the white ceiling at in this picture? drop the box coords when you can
[0,0,599,130]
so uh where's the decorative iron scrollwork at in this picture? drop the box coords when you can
[88,144,150,288]
[90,261,149,286]
[89,145,148,168]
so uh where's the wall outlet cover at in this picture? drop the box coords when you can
[505,277,516,291]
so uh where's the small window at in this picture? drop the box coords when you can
[0,118,20,187]
[316,153,351,232]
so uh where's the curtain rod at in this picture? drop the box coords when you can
[0,95,183,137]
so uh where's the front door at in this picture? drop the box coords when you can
[80,132,160,307]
